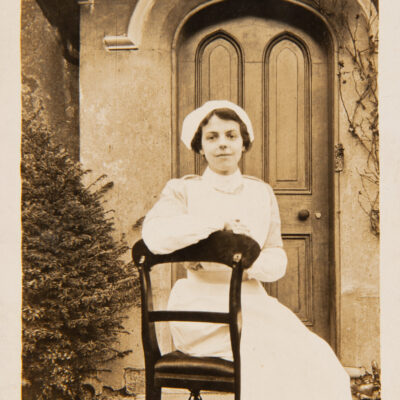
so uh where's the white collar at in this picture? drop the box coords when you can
[202,167,243,194]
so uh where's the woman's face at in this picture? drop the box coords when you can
[200,115,244,175]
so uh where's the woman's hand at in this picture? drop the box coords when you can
[223,219,250,236]
[222,219,252,281]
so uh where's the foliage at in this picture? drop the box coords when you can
[351,361,381,400]
[311,0,379,236]
[21,117,139,400]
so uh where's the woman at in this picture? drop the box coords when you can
[142,100,352,399]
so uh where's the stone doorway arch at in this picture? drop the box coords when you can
[106,0,342,350]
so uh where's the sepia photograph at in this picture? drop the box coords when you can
[1,0,400,399]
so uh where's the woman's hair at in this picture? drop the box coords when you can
[190,108,252,153]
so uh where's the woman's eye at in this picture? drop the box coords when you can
[205,134,217,141]
[227,132,239,139]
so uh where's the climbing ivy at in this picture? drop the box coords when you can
[310,0,379,236]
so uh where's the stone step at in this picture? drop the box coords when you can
[135,389,233,400]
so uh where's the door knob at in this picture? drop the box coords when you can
[298,209,310,221]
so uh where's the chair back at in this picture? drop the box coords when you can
[132,230,261,398]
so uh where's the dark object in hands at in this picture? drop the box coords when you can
[132,230,261,271]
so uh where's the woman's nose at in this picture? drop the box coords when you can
[218,137,228,148]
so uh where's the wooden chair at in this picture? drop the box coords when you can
[132,230,261,400]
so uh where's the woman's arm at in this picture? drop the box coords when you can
[142,179,225,254]
[246,186,287,282]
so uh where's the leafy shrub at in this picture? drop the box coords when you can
[351,361,381,400]
[21,120,138,400]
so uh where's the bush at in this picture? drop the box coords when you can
[350,361,381,400]
[21,120,138,400]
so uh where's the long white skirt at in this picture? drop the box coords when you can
[168,270,352,400]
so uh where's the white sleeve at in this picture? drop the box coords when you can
[246,186,287,282]
[142,179,225,254]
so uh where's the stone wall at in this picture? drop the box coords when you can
[321,0,380,368]
[21,0,79,160]
[79,0,173,390]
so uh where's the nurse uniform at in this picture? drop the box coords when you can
[142,165,352,400]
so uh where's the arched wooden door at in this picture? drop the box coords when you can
[174,1,333,344]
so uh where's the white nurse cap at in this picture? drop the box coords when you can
[181,100,254,150]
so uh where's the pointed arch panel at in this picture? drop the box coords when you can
[264,35,311,193]
[191,32,244,173]
[195,31,243,106]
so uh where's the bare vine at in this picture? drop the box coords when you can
[310,0,379,236]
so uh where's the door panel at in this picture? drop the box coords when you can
[266,37,311,193]
[200,36,241,104]
[179,33,244,176]
[267,235,313,326]
[175,6,331,343]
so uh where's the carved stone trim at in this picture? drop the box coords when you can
[127,0,158,49]
[103,36,138,51]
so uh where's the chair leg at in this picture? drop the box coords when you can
[188,389,202,400]
[145,384,161,400]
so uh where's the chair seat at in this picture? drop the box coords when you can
[155,351,234,378]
